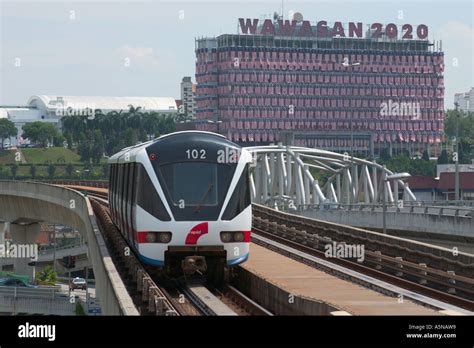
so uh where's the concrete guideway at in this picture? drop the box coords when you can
[0,181,138,315]
[298,207,474,250]
[241,243,448,316]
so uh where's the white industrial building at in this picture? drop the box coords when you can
[454,87,474,113]
[0,95,177,146]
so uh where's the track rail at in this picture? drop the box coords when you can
[90,198,180,315]
[176,282,238,316]
[56,183,470,314]
[221,285,274,316]
[66,184,240,316]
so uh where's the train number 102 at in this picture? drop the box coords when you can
[186,148,206,160]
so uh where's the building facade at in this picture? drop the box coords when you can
[195,16,445,157]
[180,77,197,118]
[454,87,474,113]
[0,95,177,147]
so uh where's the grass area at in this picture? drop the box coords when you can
[0,147,109,179]
[21,147,82,164]
[0,150,15,164]
[0,147,83,165]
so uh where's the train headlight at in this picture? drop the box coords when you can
[220,232,232,243]
[233,232,245,242]
[158,232,172,243]
[145,232,157,243]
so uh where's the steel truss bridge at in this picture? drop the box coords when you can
[246,144,417,210]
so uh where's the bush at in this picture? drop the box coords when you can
[75,302,86,316]
[36,265,57,285]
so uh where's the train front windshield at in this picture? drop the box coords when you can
[160,162,220,206]
[157,161,236,220]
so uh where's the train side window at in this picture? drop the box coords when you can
[113,164,118,220]
[123,163,130,238]
[134,163,140,204]
[120,164,127,235]
[109,164,115,221]
[129,163,135,235]
[118,164,124,232]
[221,165,251,220]
[136,163,171,221]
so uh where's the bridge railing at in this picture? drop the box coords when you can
[0,285,63,299]
[38,240,86,256]
[274,202,474,218]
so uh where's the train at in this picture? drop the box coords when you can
[108,131,252,284]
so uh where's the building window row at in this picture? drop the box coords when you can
[197,50,444,65]
[220,119,444,131]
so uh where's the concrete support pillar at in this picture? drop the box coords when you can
[10,223,40,279]
[0,221,7,244]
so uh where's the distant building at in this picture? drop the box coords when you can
[438,172,474,200]
[407,175,439,202]
[0,95,177,146]
[408,171,474,201]
[437,161,474,177]
[454,87,474,113]
[195,14,445,157]
[180,77,196,118]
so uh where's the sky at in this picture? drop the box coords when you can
[0,0,473,108]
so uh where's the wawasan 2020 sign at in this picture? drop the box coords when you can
[238,18,428,40]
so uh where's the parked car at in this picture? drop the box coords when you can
[70,277,87,290]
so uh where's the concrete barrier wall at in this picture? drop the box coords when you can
[261,205,474,266]
[0,181,138,315]
[0,296,76,315]
[234,267,340,315]
[299,210,474,241]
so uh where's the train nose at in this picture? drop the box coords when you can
[182,256,208,275]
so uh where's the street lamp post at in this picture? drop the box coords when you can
[382,169,411,234]
[454,102,460,201]
[343,61,361,203]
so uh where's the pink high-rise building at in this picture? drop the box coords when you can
[195,16,444,157]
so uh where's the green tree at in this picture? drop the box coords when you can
[22,122,60,147]
[30,164,37,179]
[379,148,391,161]
[444,110,474,164]
[75,302,86,315]
[422,150,430,161]
[53,133,65,147]
[437,149,450,164]
[36,265,57,284]
[0,118,17,150]
[47,164,56,179]
[64,131,73,150]
[10,164,18,179]
[66,163,75,177]
[102,164,109,178]
[83,164,92,178]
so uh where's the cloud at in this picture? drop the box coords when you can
[435,21,474,107]
[116,45,162,70]
[438,21,474,41]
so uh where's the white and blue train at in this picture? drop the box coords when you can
[108,131,252,283]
